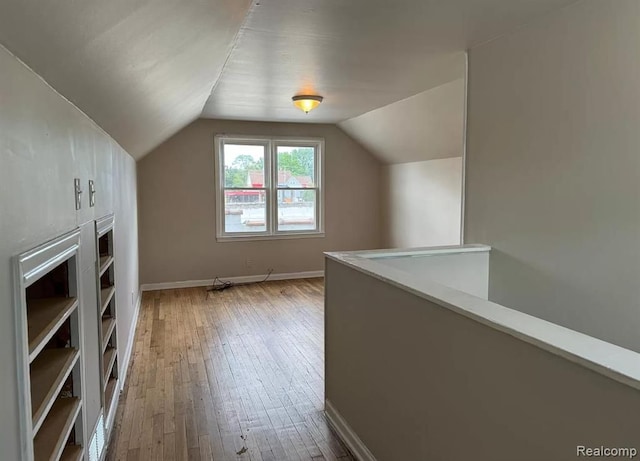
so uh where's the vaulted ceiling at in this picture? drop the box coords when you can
[0,0,576,159]
[0,0,252,158]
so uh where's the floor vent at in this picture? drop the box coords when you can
[88,413,106,461]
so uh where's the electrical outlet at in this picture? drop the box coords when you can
[245,258,254,269]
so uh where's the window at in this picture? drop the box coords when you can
[215,135,324,240]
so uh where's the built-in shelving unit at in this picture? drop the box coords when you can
[33,397,82,461]
[27,298,79,360]
[60,445,84,461]
[98,256,113,277]
[101,317,116,348]
[102,348,117,384]
[30,348,80,432]
[14,230,85,461]
[100,287,115,316]
[104,379,117,421]
[95,215,119,436]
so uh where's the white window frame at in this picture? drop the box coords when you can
[214,134,325,242]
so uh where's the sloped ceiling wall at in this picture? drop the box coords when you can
[0,0,252,159]
[339,77,466,164]
[0,0,577,161]
[201,0,576,126]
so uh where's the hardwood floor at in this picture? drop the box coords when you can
[106,278,353,461]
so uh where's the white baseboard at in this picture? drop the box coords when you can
[118,291,141,387]
[325,399,377,461]
[140,270,324,292]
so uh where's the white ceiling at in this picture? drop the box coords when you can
[0,0,576,159]
[202,0,576,123]
[0,0,252,159]
[339,78,466,164]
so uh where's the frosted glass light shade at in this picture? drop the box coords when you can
[292,95,323,113]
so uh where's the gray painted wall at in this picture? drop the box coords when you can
[0,45,139,459]
[465,0,640,352]
[325,258,640,461]
[382,157,462,248]
[137,119,382,285]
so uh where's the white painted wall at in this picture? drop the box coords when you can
[382,158,462,248]
[339,78,465,164]
[465,0,640,352]
[0,45,139,459]
[370,251,489,299]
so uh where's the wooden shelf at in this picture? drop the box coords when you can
[101,317,116,351]
[98,224,119,438]
[33,397,81,461]
[99,255,114,276]
[27,297,78,361]
[100,286,115,316]
[103,347,117,386]
[30,348,80,434]
[105,377,118,416]
[60,445,83,461]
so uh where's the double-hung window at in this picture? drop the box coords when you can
[215,135,324,241]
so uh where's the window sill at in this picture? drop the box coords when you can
[216,232,325,243]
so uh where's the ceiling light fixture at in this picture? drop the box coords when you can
[292,95,323,114]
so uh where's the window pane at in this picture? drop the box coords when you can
[277,190,316,231]
[223,144,265,188]
[224,190,267,233]
[276,146,315,188]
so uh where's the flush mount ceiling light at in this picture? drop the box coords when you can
[292,95,323,114]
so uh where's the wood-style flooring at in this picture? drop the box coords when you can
[106,278,353,461]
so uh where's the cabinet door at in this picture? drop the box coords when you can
[74,131,97,227]
[93,140,114,220]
